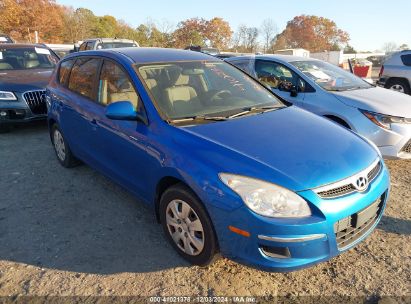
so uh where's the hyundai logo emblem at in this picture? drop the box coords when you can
[355,176,369,192]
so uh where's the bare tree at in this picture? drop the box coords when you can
[382,42,398,53]
[260,19,278,53]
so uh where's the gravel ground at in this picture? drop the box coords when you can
[0,122,410,301]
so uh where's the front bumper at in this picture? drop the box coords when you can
[0,92,47,124]
[376,123,411,159]
[208,162,390,272]
[0,107,47,124]
[355,115,411,159]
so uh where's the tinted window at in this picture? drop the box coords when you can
[98,60,139,108]
[401,54,411,67]
[68,58,100,99]
[58,59,75,85]
[0,47,59,70]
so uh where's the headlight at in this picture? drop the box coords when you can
[0,91,17,101]
[361,109,411,130]
[219,173,311,218]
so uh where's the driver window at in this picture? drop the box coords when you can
[79,43,87,51]
[255,60,313,93]
[98,60,139,108]
[255,60,297,90]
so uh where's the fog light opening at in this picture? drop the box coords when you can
[260,245,291,259]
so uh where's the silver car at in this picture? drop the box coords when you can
[78,38,139,51]
[227,55,411,159]
[377,50,411,94]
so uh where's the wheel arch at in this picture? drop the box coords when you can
[323,114,352,129]
[154,176,187,222]
[385,77,410,87]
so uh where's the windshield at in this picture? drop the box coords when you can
[0,47,59,70]
[291,60,372,91]
[136,60,284,122]
[97,42,138,49]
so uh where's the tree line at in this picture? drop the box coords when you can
[0,0,351,53]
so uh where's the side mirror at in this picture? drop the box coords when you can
[290,85,298,97]
[105,101,142,121]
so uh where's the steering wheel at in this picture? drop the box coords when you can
[210,90,232,102]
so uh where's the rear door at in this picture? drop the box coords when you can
[60,56,103,164]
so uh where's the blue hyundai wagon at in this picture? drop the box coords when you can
[47,48,390,271]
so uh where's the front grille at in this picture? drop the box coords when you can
[315,160,382,199]
[367,161,382,181]
[317,184,356,198]
[334,195,384,249]
[23,90,47,115]
[401,140,411,153]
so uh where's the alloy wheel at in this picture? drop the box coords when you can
[390,84,405,93]
[165,199,205,256]
[53,129,66,161]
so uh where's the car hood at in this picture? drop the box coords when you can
[0,69,53,92]
[332,87,411,117]
[180,107,378,191]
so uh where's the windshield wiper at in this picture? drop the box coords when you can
[170,115,228,123]
[170,105,281,123]
[226,105,280,119]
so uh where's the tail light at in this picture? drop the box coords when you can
[378,65,384,78]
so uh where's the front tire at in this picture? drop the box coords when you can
[51,124,79,168]
[159,184,218,266]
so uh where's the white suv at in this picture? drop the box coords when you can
[378,50,411,94]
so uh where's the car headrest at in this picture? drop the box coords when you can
[0,62,13,70]
[27,52,38,60]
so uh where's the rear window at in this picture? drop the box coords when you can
[400,54,411,67]
[68,57,100,99]
[58,59,75,85]
[97,42,137,49]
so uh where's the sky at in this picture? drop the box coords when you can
[57,0,411,51]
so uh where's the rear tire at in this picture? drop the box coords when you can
[386,79,410,94]
[159,183,218,266]
[51,124,79,168]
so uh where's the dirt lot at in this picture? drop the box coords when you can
[0,122,410,301]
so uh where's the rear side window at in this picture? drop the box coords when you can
[400,54,411,67]
[68,57,100,99]
[58,59,75,85]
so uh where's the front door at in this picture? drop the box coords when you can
[92,59,155,199]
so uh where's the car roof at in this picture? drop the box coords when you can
[68,47,220,64]
[0,43,51,49]
[227,54,318,63]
